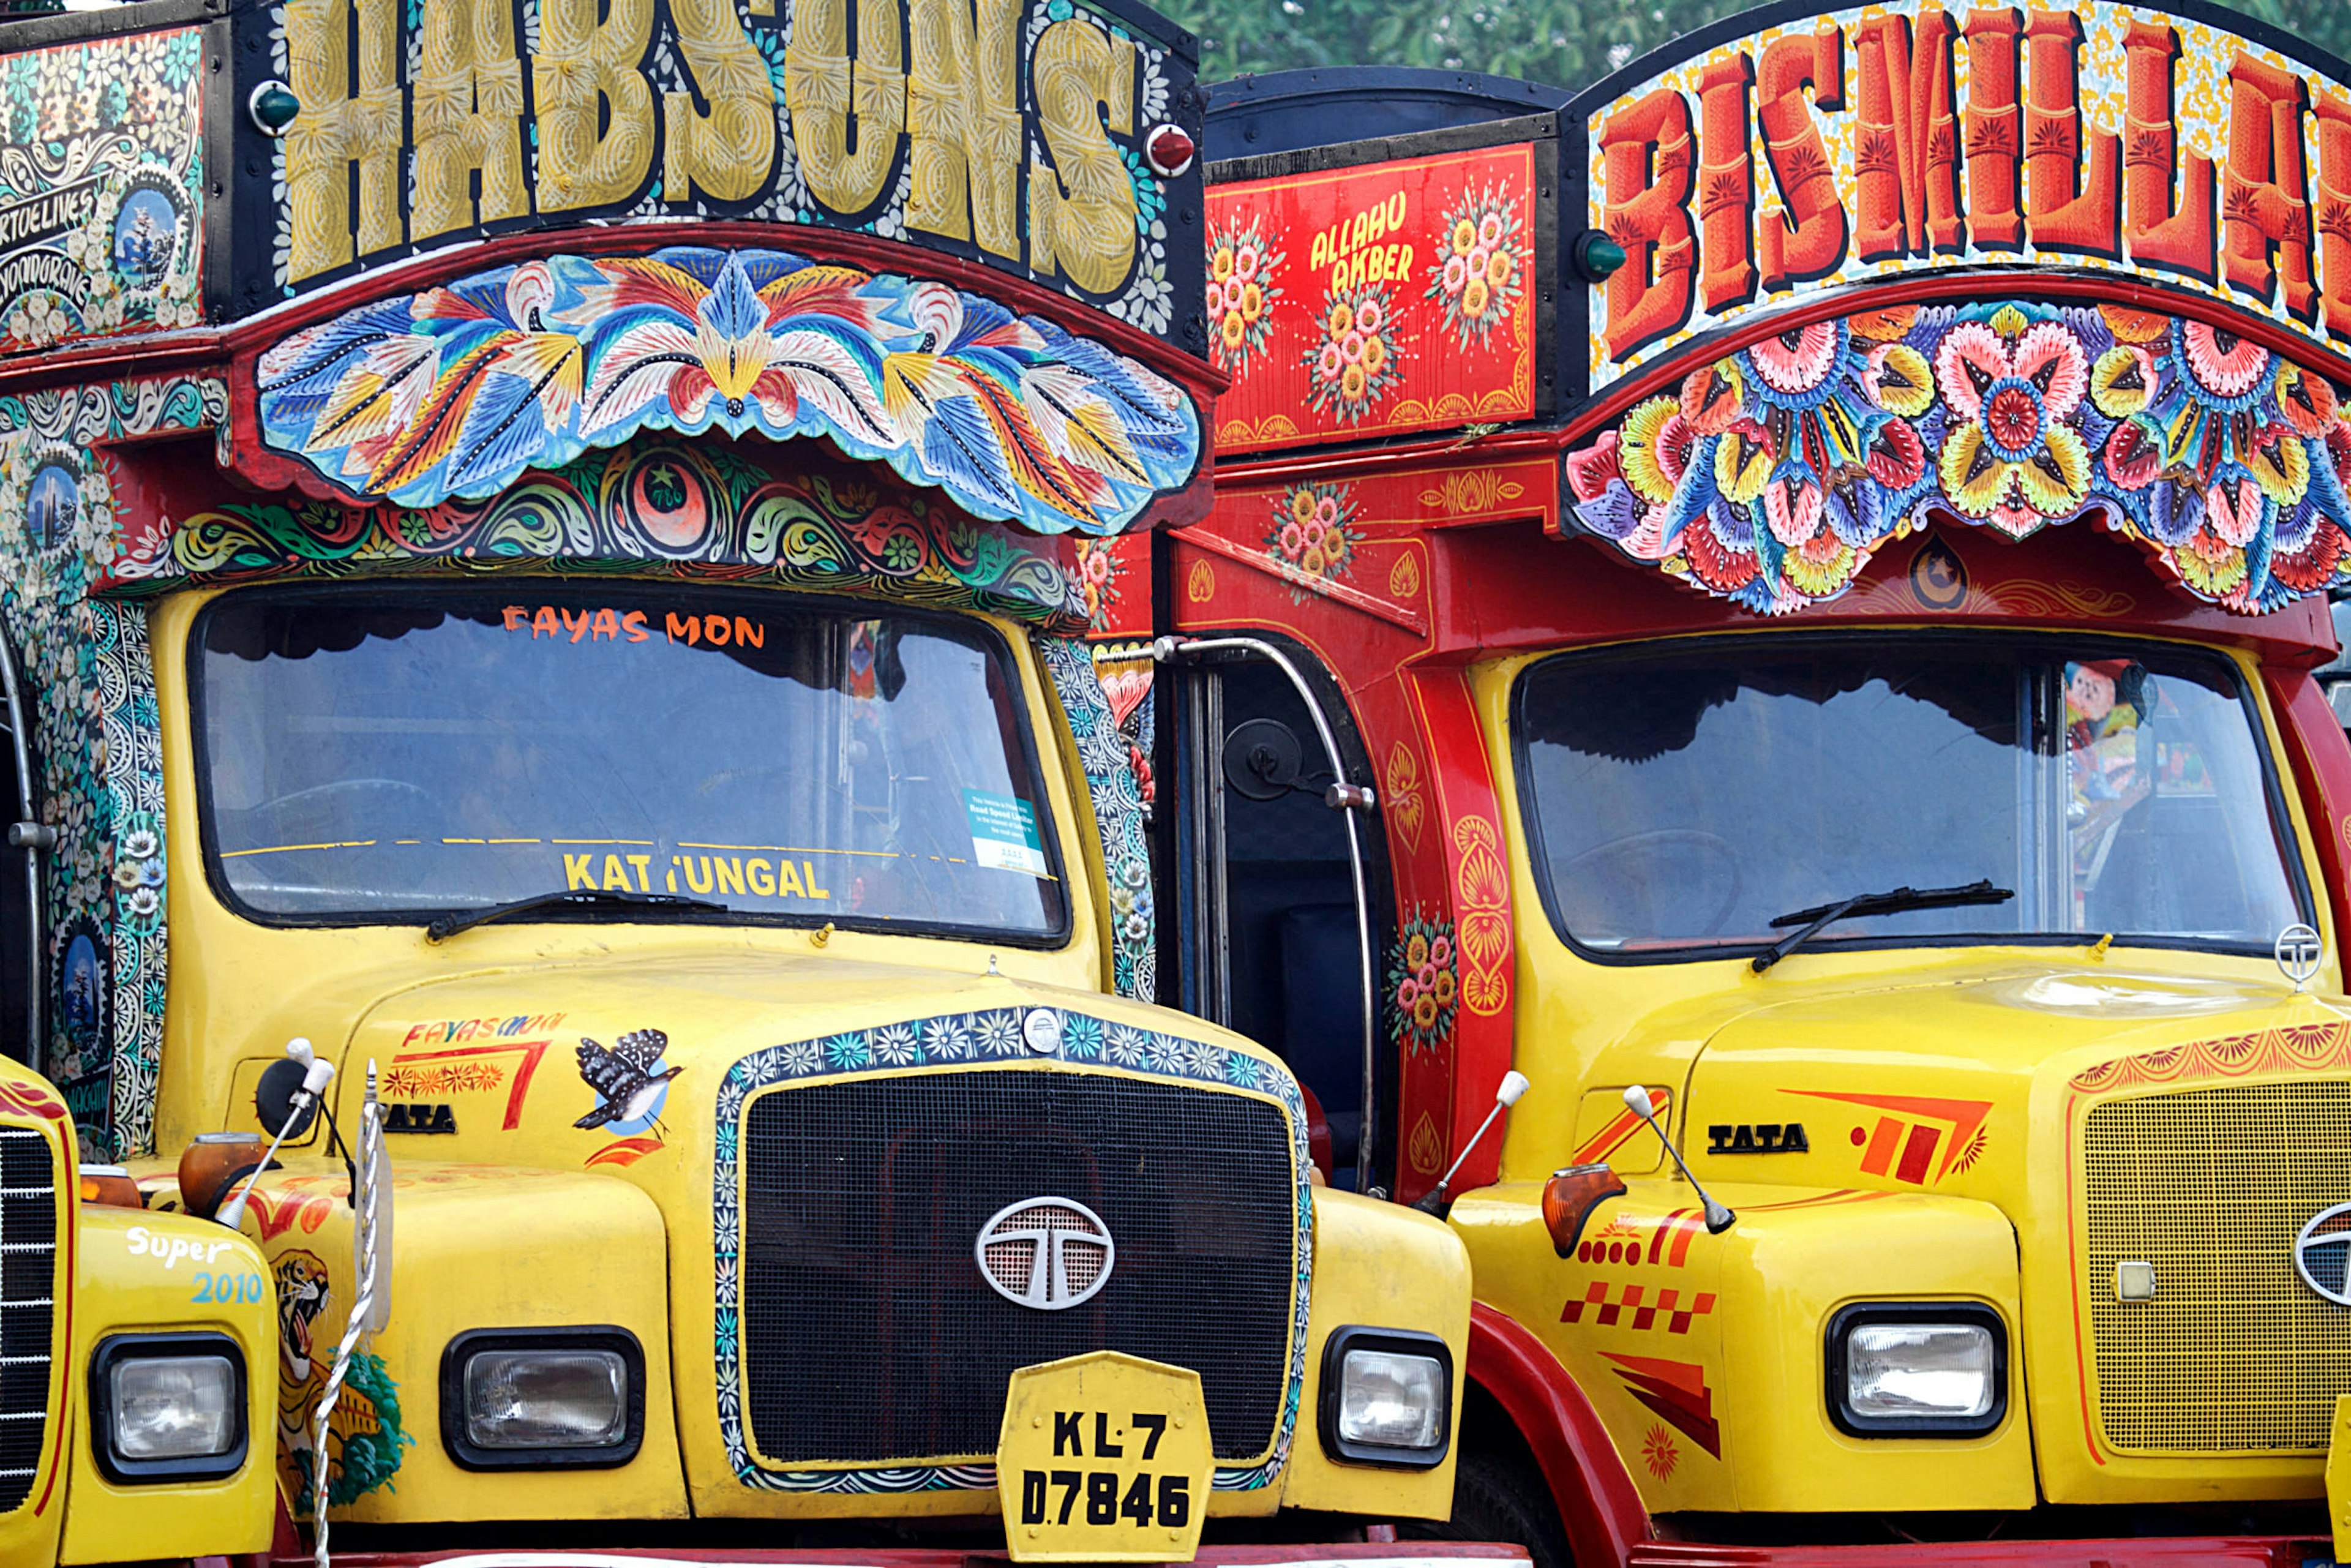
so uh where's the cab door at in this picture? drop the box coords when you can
[1163,633,1392,1193]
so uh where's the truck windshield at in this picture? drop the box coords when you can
[193,585,1067,939]
[1513,637,2308,959]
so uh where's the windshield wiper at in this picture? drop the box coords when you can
[1751,879,2013,973]
[424,888,728,943]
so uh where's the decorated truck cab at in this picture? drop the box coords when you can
[1109,5,2351,1562]
[0,0,1488,1561]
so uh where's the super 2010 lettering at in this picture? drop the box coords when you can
[125,1225,242,1270]
[192,1271,269,1305]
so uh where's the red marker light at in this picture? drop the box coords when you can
[1145,123,1196,179]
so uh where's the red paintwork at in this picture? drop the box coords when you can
[2262,666,2351,949]
[1624,1539,2330,1567]
[1468,1304,1651,1566]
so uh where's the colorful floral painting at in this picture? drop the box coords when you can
[255,247,1201,537]
[111,438,1089,632]
[1072,536,1124,631]
[1427,187,1523,349]
[1209,214,1284,377]
[1564,299,2351,615]
[1303,286,1405,422]
[1387,910,1458,1056]
[0,375,221,1157]
[0,27,204,354]
[1265,482,1359,596]
[1039,638,1155,1003]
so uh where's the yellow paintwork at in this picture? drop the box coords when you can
[1447,637,2351,1514]
[996,1352,1213,1562]
[1283,1190,1468,1519]
[0,1087,70,1568]
[90,579,1468,1539]
[57,1207,275,1564]
[2328,1396,2351,1558]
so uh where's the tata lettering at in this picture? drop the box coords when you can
[1583,0,2351,386]
[271,0,1193,327]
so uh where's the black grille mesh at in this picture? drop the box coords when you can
[0,1127,54,1509]
[741,1069,1295,1466]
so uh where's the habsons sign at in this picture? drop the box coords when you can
[1580,0,2351,390]
[250,0,1201,342]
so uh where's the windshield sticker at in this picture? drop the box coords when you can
[965,791,1047,877]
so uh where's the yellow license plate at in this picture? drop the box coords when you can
[997,1351,1213,1563]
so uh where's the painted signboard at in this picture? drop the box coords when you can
[231,0,1204,353]
[0,24,203,356]
[1580,0,2351,396]
[1205,138,1547,453]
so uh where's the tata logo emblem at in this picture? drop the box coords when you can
[2275,923,2323,990]
[975,1197,1116,1311]
[2295,1203,2351,1307]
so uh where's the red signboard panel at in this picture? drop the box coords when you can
[1207,142,1542,454]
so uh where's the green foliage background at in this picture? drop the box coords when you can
[1160,0,2351,95]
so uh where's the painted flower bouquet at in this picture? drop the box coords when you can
[1428,189,1523,348]
[1266,482,1359,591]
[1208,216,1283,377]
[1303,287,1404,422]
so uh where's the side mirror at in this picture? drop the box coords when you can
[255,1055,321,1139]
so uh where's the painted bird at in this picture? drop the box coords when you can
[574,1029,683,1135]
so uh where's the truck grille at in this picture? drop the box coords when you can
[0,1127,54,1510]
[2082,1079,2351,1451]
[740,1068,1296,1467]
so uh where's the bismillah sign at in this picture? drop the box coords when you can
[1578,0,2351,393]
[227,0,1203,345]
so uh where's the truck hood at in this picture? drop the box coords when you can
[309,948,1279,1167]
[1659,956,2332,1194]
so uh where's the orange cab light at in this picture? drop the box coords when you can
[77,1165,143,1209]
[1541,1163,1626,1258]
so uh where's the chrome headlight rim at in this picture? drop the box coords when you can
[1316,1324,1453,1470]
[89,1331,249,1484]
[437,1325,645,1471]
[1823,1300,2008,1439]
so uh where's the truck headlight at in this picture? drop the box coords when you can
[1318,1327,1452,1468]
[1825,1304,2006,1436]
[440,1327,644,1469]
[91,1334,247,1482]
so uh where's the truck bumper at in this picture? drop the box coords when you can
[1630,1537,2330,1566]
[294,1547,1532,1568]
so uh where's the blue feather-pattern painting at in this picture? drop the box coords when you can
[255,247,1202,536]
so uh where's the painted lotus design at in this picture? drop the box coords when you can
[1565,300,2351,615]
[255,247,1201,537]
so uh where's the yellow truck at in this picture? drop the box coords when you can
[0,0,1487,1561]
